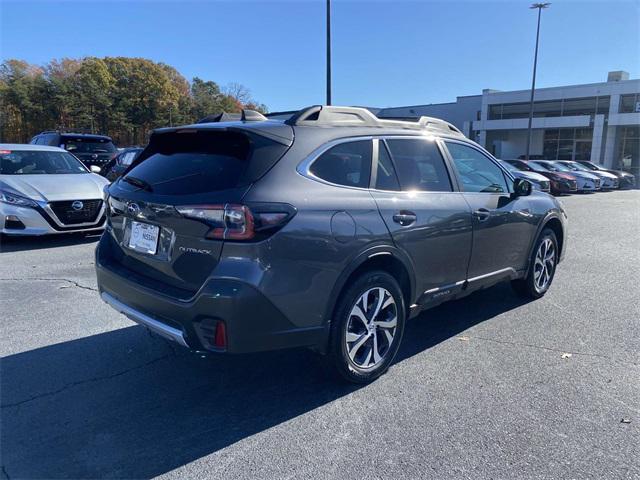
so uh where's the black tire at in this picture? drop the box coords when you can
[512,228,559,299]
[326,270,406,384]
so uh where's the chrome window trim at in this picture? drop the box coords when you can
[296,133,465,193]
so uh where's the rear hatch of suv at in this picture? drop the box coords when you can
[102,124,293,296]
[61,135,116,166]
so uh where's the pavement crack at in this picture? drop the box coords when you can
[1,465,10,480]
[0,354,172,409]
[0,277,98,292]
[465,335,637,366]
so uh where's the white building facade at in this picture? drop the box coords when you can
[376,71,640,176]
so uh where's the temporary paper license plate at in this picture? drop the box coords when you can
[128,221,160,254]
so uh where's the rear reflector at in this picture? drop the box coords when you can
[214,321,227,349]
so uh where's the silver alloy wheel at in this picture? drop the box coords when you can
[345,287,397,369]
[534,238,556,292]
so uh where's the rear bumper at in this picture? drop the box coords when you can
[95,241,326,354]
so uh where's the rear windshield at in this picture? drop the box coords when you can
[61,137,116,154]
[0,150,88,175]
[122,130,288,195]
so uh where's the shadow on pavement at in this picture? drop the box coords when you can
[0,232,102,253]
[1,283,528,479]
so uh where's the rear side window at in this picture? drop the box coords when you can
[310,140,372,188]
[445,142,509,193]
[123,130,287,195]
[385,138,452,192]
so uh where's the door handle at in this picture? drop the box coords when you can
[473,208,491,222]
[393,211,417,226]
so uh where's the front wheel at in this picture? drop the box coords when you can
[512,228,559,299]
[327,271,406,384]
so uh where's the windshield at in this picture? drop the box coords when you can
[578,161,598,170]
[0,150,88,175]
[549,162,573,172]
[567,162,591,172]
[62,138,116,154]
[528,161,553,172]
[499,160,519,172]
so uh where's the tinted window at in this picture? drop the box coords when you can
[446,142,508,193]
[310,140,372,188]
[123,131,286,195]
[375,142,400,191]
[61,137,116,153]
[385,139,452,192]
[0,150,87,175]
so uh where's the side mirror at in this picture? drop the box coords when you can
[513,178,532,196]
[90,165,101,174]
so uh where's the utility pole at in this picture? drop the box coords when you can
[525,2,550,161]
[326,0,332,105]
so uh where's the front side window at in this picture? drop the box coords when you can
[0,150,88,175]
[445,142,508,193]
[310,140,372,188]
[385,138,452,192]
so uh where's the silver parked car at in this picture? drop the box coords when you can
[0,144,109,235]
[556,160,619,189]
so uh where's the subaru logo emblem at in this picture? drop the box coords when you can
[91,154,98,159]
[71,201,84,211]
[127,203,141,215]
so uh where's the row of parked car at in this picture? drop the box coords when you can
[500,157,635,195]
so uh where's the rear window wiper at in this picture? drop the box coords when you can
[122,176,153,192]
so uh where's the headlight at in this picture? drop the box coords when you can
[0,189,38,208]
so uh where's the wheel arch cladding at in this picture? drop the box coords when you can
[327,253,413,329]
[544,217,564,256]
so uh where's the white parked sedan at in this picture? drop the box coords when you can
[0,144,109,235]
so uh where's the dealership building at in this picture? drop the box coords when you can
[376,71,640,175]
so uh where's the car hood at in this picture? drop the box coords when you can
[0,173,109,202]
[591,170,617,180]
[513,171,549,183]
[566,170,599,181]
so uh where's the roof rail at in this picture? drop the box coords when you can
[286,105,464,136]
[197,109,268,124]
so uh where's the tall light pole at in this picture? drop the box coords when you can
[326,0,332,105]
[525,2,550,161]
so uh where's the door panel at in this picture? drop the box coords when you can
[372,191,473,298]
[442,140,536,285]
[370,138,472,302]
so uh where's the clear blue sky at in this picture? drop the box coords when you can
[1,0,638,111]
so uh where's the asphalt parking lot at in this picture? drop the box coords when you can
[1,190,639,479]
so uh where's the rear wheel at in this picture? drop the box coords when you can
[512,228,558,299]
[327,271,405,384]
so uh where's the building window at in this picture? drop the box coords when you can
[620,94,640,113]
[616,126,640,173]
[487,96,610,120]
[543,128,593,161]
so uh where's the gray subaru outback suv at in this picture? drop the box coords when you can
[96,106,567,383]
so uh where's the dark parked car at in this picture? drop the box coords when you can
[30,131,117,169]
[505,159,577,195]
[102,147,143,182]
[575,161,636,188]
[499,160,550,192]
[97,106,567,383]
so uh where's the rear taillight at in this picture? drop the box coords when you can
[175,203,295,241]
[214,321,227,349]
